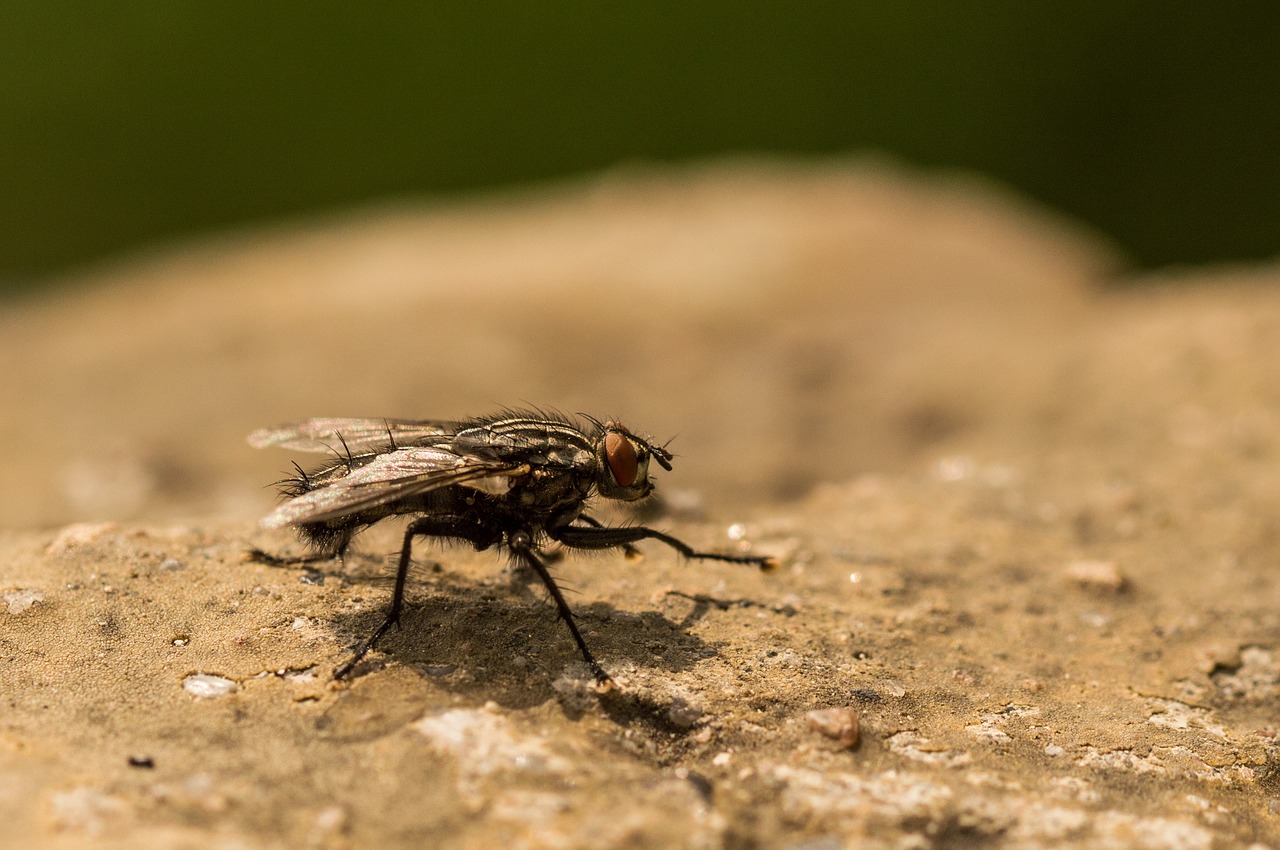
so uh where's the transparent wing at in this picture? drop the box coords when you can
[261,446,529,528]
[247,418,457,453]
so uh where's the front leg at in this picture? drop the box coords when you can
[572,512,641,559]
[551,524,776,571]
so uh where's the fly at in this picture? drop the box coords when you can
[248,411,775,687]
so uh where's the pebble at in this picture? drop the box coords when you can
[665,696,704,730]
[1063,559,1128,592]
[805,707,860,749]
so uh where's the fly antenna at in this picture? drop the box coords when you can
[650,436,675,470]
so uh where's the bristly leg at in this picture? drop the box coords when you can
[573,513,642,559]
[551,524,777,571]
[246,547,343,568]
[508,530,615,688]
[246,522,354,570]
[334,515,498,680]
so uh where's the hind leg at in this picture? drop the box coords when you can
[247,521,356,568]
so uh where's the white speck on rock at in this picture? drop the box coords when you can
[1000,703,1041,718]
[966,718,1012,744]
[183,674,238,698]
[1210,646,1279,700]
[413,708,570,779]
[283,667,317,684]
[666,696,705,730]
[1072,744,1256,786]
[887,731,972,767]
[1146,697,1228,738]
[4,588,44,615]
[1075,746,1169,776]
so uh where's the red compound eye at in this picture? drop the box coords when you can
[604,431,638,486]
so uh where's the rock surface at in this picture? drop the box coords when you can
[3,159,1279,849]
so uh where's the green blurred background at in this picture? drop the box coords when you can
[3,2,1277,295]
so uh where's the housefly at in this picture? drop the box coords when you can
[248,411,774,686]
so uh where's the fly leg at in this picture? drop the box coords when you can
[551,524,776,571]
[246,548,342,568]
[247,526,354,569]
[334,516,496,679]
[537,513,640,565]
[572,513,642,559]
[508,530,614,688]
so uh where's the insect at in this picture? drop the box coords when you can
[248,411,774,686]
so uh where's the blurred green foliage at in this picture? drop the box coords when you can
[2,2,1277,291]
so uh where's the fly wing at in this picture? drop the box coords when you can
[261,446,529,528]
[248,418,457,453]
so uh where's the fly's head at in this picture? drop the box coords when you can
[594,421,673,501]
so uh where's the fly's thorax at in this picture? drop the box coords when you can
[594,422,672,501]
[503,464,590,509]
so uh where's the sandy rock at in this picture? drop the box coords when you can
[3,160,1280,848]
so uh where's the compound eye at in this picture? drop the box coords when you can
[604,431,639,487]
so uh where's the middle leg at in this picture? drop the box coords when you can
[334,515,497,679]
[508,530,613,687]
